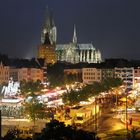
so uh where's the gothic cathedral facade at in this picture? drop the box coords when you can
[38,9,102,64]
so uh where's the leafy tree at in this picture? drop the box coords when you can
[64,74,78,84]
[47,74,64,88]
[20,80,43,97]
[20,80,46,127]
[129,127,140,140]
[62,90,80,105]
[3,120,99,140]
[3,127,19,140]
[62,78,122,105]
[35,120,98,140]
[100,78,122,92]
[91,82,104,95]
[24,95,46,125]
[47,63,65,88]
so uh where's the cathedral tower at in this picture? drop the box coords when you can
[38,7,57,64]
[41,7,57,45]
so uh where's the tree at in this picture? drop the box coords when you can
[129,127,140,140]
[20,80,46,129]
[47,63,65,88]
[24,95,46,126]
[47,74,64,88]
[64,74,78,85]
[101,78,123,92]
[62,78,123,105]
[3,127,19,140]
[20,80,43,97]
[92,82,104,95]
[3,120,99,140]
[35,120,98,140]
[62,90,80,105]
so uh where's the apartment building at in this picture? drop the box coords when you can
[134,67,140,89]
[101,68,115,80]
[82,68,102,84]
[64,69,82,75]
[18,68,44,82]
[0,62,9,84]
[115,67,134,89]
[9,68,19,81]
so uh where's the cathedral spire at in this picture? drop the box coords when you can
[41,7,57,45]
[45,7,54,29]
[72,25,77,44]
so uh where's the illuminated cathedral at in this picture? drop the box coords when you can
[38,8,102,64]
[37,8,57,64]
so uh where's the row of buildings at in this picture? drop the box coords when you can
[1,58,140,91]
[0,62,44,84]
[64,66,140,90]
[37,8,102,64]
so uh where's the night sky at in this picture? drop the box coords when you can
[0,0,140,60]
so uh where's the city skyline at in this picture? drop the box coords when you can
[0,0,140,60]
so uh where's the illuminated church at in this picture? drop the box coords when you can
[38,9,102,64]
[37,8,57,64]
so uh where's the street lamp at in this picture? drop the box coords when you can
[125,72,132,139]
[125,82,131,139]
[94,97,98,133]
[125,89,128,139]
[115,90,118,115]
[0,110,1,139]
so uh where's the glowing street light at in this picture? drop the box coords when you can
[125,90,128,139]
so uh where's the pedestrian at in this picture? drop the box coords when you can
[129,117,132,125]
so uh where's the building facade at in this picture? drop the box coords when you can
[38,44,56,64]
[0,63,44,85]
[115,67,134,89]
[134,67,140,89]
[0,62,9,84]
[64,68,82,75]
[18,68,44,82]
[64,68,82,82]
[101,68,115,80]
[82,68,102,84]
[9,68,19,82]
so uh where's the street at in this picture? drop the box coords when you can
[84,106,124,132]
[82,103,128,139]
[1,118,48,137]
